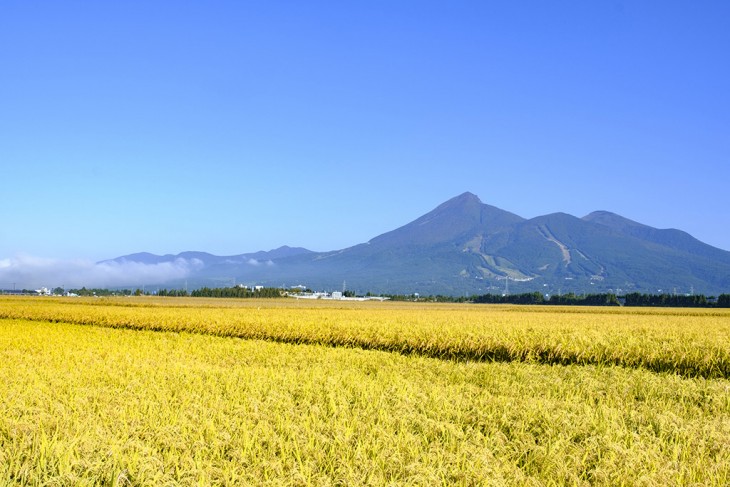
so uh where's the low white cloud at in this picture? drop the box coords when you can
[0,254,203,290]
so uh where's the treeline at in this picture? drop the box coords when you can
[471,292,730,307]
[384,292,619,305]
[386,291,730,307]
[65,287,135,296]
[62,287,285,298]
[622,292,730,307]
[188,286,284,298]
[471,292,619,306]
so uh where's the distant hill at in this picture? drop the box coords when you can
[106,193,730,295]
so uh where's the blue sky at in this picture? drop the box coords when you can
[1,1,729,287]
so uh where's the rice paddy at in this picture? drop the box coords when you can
[1,296,728,485]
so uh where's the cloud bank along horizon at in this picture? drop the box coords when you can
[0,254,204,290]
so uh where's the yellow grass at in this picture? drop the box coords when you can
[1,296,729,485]
[1,296,729,378]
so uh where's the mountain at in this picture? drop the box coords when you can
[368,192,524,248]
[106,193,730,295]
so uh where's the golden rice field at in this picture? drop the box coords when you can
[1,296,729,485]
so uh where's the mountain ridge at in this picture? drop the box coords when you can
[106,192,730,295]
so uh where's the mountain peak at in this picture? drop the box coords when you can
[454,191,481,202]
[439,191,482,209]
[368,192,523,247]
[583,211,646,232]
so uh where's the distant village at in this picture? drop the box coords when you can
[289,290,389,302]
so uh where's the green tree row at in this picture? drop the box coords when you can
[472,292,621,306]
[622,292,726,307]
[189,286,284,298]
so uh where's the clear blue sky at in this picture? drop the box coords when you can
[2,1,729,287]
